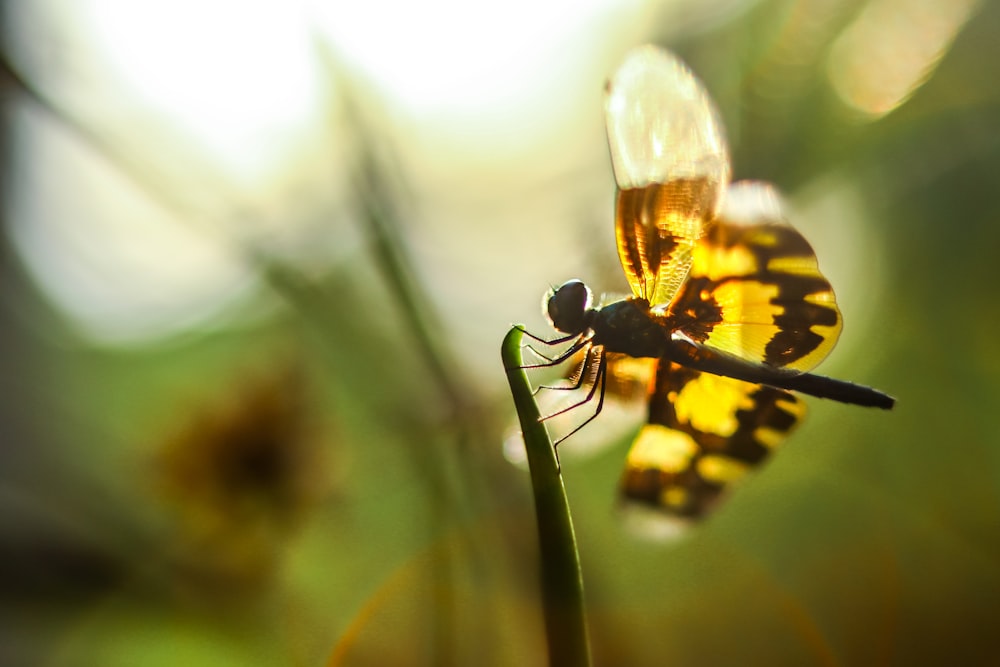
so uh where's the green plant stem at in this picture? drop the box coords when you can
[502,326,592,667]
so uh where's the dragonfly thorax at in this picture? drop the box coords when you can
[546,279,670,359]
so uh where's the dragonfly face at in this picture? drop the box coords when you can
[544,279,594,336]
[525,45,893,521]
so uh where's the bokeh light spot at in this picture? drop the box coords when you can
[827,0,981,119]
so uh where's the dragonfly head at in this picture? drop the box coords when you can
[544,279,594,335]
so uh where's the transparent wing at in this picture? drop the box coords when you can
[605,45,730,307]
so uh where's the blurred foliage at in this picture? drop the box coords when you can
[2,0,1000,665]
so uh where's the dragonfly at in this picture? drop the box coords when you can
[522,45,894,520]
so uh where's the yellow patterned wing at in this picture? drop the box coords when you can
[605,45,730,308]
[666,182,842,372]
[619,359,805,519]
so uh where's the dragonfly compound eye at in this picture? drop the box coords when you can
[545,280,593,334]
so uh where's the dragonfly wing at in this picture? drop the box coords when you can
[668,182,842,372]
[606,46,730,307]
[619,359,804,519]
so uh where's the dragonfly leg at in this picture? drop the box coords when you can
[535,345,597,393]
[539,347,606,426]
[519,336,591,370]
[551,351,608,452]
[514,325,577,346]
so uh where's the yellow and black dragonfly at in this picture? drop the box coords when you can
[523,45,894,520]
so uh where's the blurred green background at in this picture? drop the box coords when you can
[2,0,998,665]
